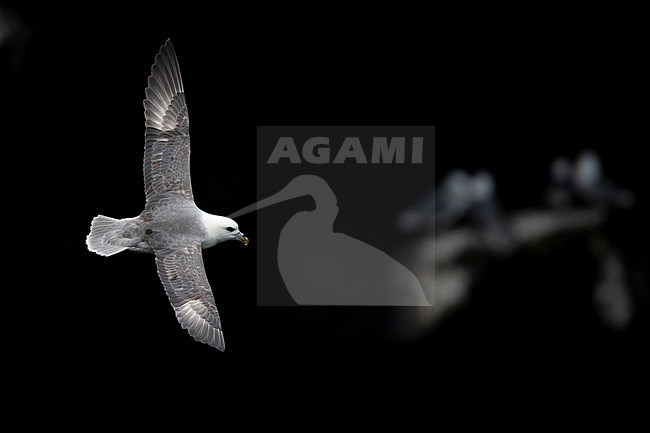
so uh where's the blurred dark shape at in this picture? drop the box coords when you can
[546,156,573,207]
[397,169,511,243]
[397,169,472,233]
[0,6,31,75]
[547,149,636,209]
[392,149,638,340]
[469,170,513,254]
[393,207,605,340]
[591,236,633,330]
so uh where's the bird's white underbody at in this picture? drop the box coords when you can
[86,40,247,351]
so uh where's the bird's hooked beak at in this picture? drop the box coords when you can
[235,230,249,246]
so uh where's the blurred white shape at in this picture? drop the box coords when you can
[472,170,495,201]
[470,170,513,253]
[435,170,475,231]
[509,209,604,244]
[392,148,639,340]
[574,149,602,187]
[396,170,474,233]
[397,169,510,235]
[546,150,636,209]
[573,149,636,209]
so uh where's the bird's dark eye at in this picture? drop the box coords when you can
[226,227,235,232]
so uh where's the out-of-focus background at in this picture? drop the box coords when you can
[3,6,646,388]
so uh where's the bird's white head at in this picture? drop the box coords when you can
[202,213,249,248]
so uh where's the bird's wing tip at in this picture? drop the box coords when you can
[192,328,225,351]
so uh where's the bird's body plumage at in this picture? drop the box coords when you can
[86,40,247,351]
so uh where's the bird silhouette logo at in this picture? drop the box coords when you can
[231,175,430,306]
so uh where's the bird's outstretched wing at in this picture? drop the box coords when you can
[143,39,193,205]
[155,245,225,351]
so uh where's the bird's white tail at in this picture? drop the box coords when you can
[86,215,130,256]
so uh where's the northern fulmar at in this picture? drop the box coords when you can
[86,39,248,351]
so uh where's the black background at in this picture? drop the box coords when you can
[3,7,648,391]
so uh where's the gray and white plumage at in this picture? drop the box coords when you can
[143,41,192,202]
[86,40,248,351]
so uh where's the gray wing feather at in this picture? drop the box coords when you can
[155,245,225,351]
[143,39,193,204]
